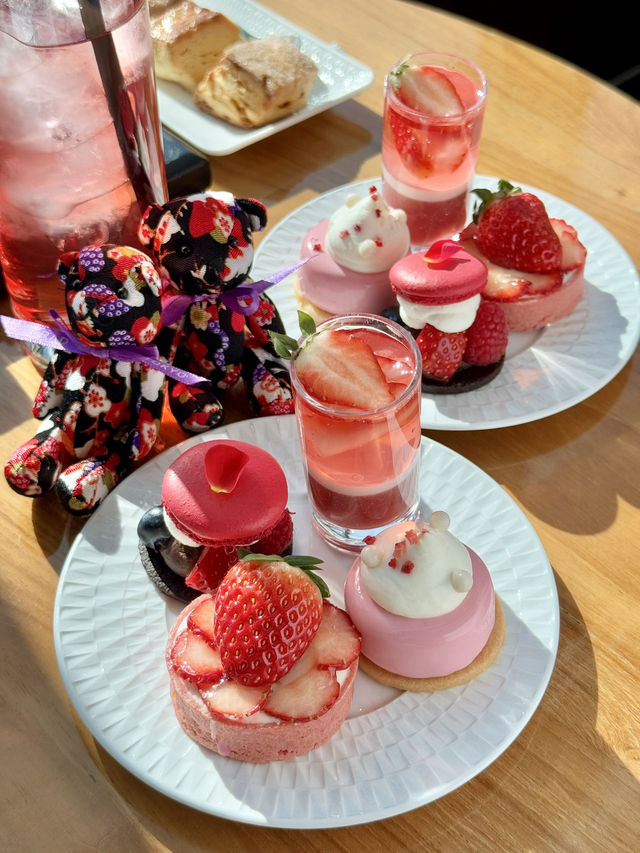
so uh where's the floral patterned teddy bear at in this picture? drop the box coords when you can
[4,245,166,516]
[138,190,293,432]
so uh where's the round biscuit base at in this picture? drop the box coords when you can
[358,595,505,692]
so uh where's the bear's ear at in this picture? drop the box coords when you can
[138,202,166,245]
[57,251,80,283]
[236,197,268,232]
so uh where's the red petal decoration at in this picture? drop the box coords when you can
[423,240,461,267]
[205,444,249,493]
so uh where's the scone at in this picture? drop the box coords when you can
[194,35,318,128]
[151,0,241,93]
[344,512,505,691]
[166,556,361,762]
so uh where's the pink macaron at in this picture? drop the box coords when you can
[390,240,487,305]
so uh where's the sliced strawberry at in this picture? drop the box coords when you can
[198,678,269,719]
[483,270,530,301]
[170,628,224,685]
[185,544,238,595]
[463,301,508,366]
[187,596,217,646]
[252,509,293,556]
[311,602,361,670]
[392,64,463,116]
[522,271,563,294]
[295,329,394,410]
[389,110,433,179]
[262,665,340,722]
[416,324,466,381]
[551,218,587,271]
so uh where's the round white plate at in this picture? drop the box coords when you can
[254,177,640,430]
[54,415,558,828]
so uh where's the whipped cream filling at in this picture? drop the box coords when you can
[360,512,473,618]
[397,292,480,333]
[163,508,200,546]
[325,187,410,273]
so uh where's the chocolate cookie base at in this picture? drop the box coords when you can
[422,357,504,395]
[139,541,200,602]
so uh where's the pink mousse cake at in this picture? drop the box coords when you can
[166,556,361,762]
[295,185,410,321]
[344,512,504,690]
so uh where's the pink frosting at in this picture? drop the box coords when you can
[298,220,397,315]
[344,547,496,677]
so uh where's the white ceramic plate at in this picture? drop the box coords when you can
[54,415,558,828]
[157,0,374,155]
[254,176,640,430]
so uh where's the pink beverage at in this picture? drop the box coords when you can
[290,314,422,551]
[381,52,487,247]
[0,1,167,328]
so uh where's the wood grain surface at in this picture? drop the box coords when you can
[1,1,638,851]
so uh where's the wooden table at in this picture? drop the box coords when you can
[1,1,638,850]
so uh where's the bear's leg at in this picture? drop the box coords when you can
[166,377,225,433]
[55,446,130,517]
[4,418,73,498]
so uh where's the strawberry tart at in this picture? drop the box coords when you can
[388,239,509,393]
[344,512,505,691]
[294,185,411,322]
[459,180,587,331]
[166,555,361,762]
[138,439,293,602]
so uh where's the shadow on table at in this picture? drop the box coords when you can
[81,571,637,852]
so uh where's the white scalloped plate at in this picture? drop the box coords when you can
[254,177,640,430]
[54,415,558,828]
[157,0,373,155]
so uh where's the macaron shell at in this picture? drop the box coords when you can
[162,440,288,547]
[390,248,487,305]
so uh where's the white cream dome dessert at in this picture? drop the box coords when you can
[344,512,505,690]
[295,185,410,320]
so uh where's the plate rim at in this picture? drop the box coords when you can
[254,176,640,431]
[53,414,559,828]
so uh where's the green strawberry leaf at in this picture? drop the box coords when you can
[237,550,330,598]
[472,179,521,223]
[268,310,317,360]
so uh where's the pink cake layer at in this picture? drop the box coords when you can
[493,267,585,331]
[298,220,396,315]
[166,596,358,762]
[344,547,495,678]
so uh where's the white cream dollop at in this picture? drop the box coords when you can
[397,292,481,333]
[325,187,410,273]
[360,513,473,618]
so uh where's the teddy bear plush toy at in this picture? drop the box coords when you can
[138,190,294,431]
[4,244,166,516]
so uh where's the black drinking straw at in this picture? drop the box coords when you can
[78,0,155,204]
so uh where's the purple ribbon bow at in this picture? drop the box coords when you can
[161,256,314,327]
[0,311,205,386]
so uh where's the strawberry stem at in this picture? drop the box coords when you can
[471,179,521,223]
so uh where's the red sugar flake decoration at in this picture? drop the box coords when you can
[401,561,414,574]
[405,529,419,545]
[375,208,382,218]
[374,237,383,247]
[369,185,378,196]
[388,558,397,569]
[312,241,322,252]
[354,224,362,232]
[363,535,377,544]
[339,229,349,239]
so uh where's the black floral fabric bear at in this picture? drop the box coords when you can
[138,191,294,431]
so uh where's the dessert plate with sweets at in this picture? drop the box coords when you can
[155,0,373,155]
[54,415,558,828]
[255,176,640,430]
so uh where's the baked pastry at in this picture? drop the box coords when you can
[138,439,293,602]
[388,240,508,393]
[459,180,587,331]
[166,556,361,762]
[151,0,241,93]
[294,185,410,322]
[344,512,505,691]
[194,35,318,128]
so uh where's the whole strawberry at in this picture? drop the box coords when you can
[213,554,329,686]
[472,180,562,273]
[416,325,466,381]
[464,301,508,366]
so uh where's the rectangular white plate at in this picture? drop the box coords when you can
[156,0,374,156]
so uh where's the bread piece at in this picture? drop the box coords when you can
[148,0,176,20]
[151,0,241,93]
[194,35,318,128]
